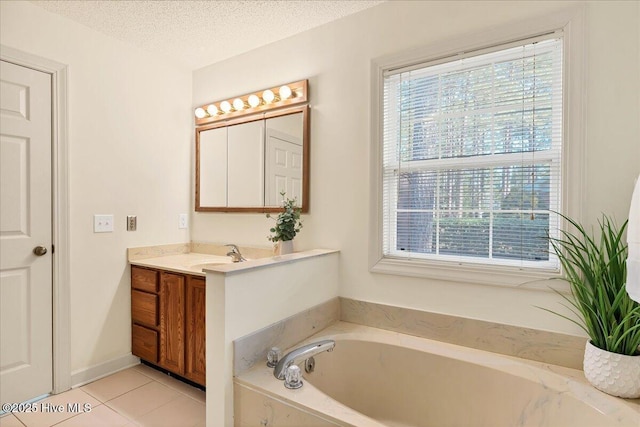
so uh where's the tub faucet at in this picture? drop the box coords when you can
[273,339,335,380]
[225,244,246,262]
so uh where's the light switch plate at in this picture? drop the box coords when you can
[94,214,114,233]
[127,215,137,231]
[178,213,188,229]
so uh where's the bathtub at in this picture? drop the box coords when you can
[234,322,640,427]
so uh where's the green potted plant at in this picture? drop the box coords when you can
[542,213,640,398]
[266,192,303,255]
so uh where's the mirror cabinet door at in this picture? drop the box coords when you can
[227,120,264,207]
[198,126,227,207]
[264,112,304,206]
[196,105,309,212]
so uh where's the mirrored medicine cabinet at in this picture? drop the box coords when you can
[195,80,310,213]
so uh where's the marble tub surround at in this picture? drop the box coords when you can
[234,298,340,375]
[235,322,640,427]
[234,381,352,427]
[340,297,586,370]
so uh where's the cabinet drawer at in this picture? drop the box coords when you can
[132,324,158,363]
[132,290,158,327]
[132,267,158,293]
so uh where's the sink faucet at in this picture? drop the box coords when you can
[225,244,246,262]
[273,339,335,379]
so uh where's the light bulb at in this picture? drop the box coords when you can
[206,104,218,116]
[279,85,292,100]
[195,107,206,119]
[233,98,245,111]
[248,94,260,108]
[220,101,232,113]
[263,89,275,103]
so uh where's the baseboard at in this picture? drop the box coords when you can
[71,353,140,388]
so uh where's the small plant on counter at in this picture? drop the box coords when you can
[266,192,303,243]
[540,213,640,398]
[541,213,640,356]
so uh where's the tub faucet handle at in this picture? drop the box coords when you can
[284,365,303,389]
[267,347,281,368]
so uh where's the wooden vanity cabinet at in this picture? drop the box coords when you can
[131,266,205,386]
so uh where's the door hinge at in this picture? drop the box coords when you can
[52,244,55,254]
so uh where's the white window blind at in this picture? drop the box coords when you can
[382,35,563,271]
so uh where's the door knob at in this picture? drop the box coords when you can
[33,246,47,256]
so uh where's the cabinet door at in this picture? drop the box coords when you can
[159,272,185,375]
[185,277,206,385]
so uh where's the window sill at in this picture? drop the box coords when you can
[370,256,568,292]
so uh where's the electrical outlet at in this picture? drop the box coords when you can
[127,215,137,231]
[94,214,114,233]
[179,213,188,229]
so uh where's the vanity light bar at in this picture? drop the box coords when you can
[194,79,308,126]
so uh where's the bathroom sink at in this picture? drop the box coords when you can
[189,262,227,272]
[179,255,235,273]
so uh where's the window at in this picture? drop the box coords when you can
[379,34,564,276]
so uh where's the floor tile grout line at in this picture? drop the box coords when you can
[131,366,205,404]
[103,380,186,422]
[67,402,138,427]
[179,393,206,405]
[161,391,206,408]
[81,377,154,405]
[106,398,180,423]
[5,413,27,427]
[156,382,206,404]
[49,411,79,427]
[134,395,206,427]
[104,380,155,404]
[47,402,107,427]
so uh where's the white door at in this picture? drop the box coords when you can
[0,60,53,405]
[265,130,303,206]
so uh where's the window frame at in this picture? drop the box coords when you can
[369,8,585,289]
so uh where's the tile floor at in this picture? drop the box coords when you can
[0,364,205,427]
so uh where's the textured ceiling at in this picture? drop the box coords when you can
[30,0,383,70]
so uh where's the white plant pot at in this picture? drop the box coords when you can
[583,340,640,398]
[278,240,294,255]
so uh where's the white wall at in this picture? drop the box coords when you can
[1,1,192,376]
[192,1,640,336]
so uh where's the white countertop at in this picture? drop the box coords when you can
[130,253,235,276]
[128,244,339,277]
